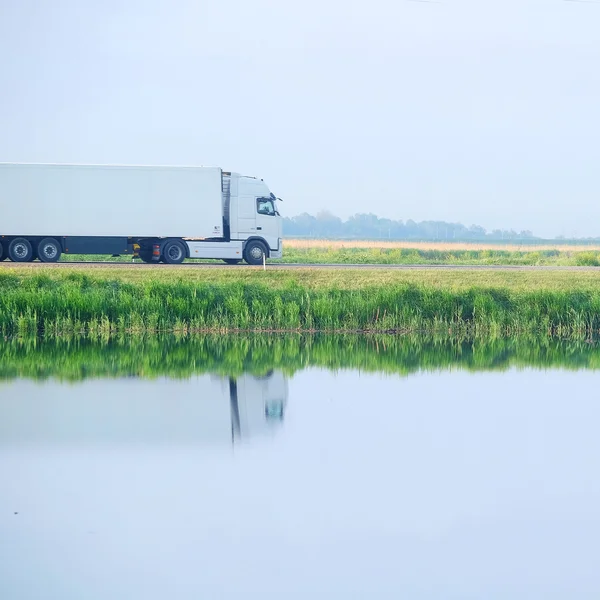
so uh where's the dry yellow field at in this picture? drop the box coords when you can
[285,239,600,252]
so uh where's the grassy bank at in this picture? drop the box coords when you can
[6,263,600,289]
[2,334,600,382]
[2,268,600,337]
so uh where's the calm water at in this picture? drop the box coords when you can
[1,337,600,599]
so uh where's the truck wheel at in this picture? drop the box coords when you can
[243,241,267,266]
[8,238,33,262]
[223,259,241,265]
[38,238,62,263]
[0,241,6,261]
[139,251,153,263]
[162,240,186,265]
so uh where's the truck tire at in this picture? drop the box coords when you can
[223,259,241,265]
[38,238,62,263]
[8,238,33,262]
[162,240,186,265]
[243,240,267,266]
[0,241,6,261]
[139,251,154,263]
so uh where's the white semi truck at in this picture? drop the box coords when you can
[0,163,283,265]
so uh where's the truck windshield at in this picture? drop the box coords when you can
[257,198,276,216]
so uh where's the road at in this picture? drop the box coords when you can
[1,261,599,271]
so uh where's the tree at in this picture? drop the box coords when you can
[282,212,537,241]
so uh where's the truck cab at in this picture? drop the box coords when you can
[183,171,282,265]
[228,174,283,261]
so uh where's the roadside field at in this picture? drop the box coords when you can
[279,240,600,266]
[284,239,600,252]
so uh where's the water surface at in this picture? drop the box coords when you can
[1,337,599,599]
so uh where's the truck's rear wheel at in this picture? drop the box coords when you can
[8,238,33,262]
[243,240,267,266]
[37,238,62,263]
[162,240,186,265]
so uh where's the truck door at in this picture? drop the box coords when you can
[255,197,280,251]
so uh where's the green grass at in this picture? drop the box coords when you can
[2,267,600,337]
[60,247,600,266]
[2,334,600,382]
[7,263,600,290]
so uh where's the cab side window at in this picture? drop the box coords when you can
[257,198,276,216]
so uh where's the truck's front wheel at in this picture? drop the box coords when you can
[244,240,267,266]
[38,238,62,263]
[162,240,186,265]
[8,238,33,262]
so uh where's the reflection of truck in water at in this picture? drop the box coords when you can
[0,372,288,447]
[227,371,287,443]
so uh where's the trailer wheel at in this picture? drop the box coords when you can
[38,238,62,263]
[223,259,241,265]
[8,238,33,262]
[243,240,267,266]
[162,240,186,265]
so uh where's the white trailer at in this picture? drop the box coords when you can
[0,163,283,265]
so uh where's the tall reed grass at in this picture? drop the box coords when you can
[2,270,600,337]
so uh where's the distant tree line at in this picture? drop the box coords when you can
[283,211,535,241]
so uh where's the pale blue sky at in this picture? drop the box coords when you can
[1,0,598,237]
